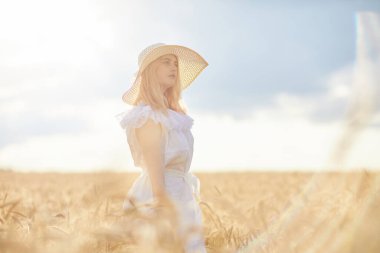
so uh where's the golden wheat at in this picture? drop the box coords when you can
[0,169,379,253]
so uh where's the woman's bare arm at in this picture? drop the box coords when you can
[135,118,167,201]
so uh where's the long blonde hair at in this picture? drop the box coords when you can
[134,55,188,116]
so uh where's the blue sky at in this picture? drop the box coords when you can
[0,0,379,172]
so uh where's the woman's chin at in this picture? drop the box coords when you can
[165,81,176,88]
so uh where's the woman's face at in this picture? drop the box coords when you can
[155,54,178,92]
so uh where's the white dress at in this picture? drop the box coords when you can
[115,102,207,253]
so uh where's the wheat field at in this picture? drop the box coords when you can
[0,169,379,253]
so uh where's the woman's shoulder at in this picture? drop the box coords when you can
[115,103,193,131]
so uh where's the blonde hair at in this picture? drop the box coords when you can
[134,55,188,116]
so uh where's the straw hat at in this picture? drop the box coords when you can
[122,43,208,105]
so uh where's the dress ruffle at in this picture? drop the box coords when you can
[115,104,194,132]
[114,103,194,168]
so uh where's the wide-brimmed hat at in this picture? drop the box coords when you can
[122,43,208,105]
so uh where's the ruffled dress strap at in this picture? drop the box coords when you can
[114,103,194,168]
[115,103,194,132]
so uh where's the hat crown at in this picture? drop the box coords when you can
[138,43,166,67]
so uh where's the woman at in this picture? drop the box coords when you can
[115,43,208,253]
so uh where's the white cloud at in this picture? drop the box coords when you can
[190,93,380,172]
[0,97,133,172]
[190,22,380,172]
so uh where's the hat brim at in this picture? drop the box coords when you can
[122,45,208,105]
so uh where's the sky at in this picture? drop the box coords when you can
[0,0,379,173]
